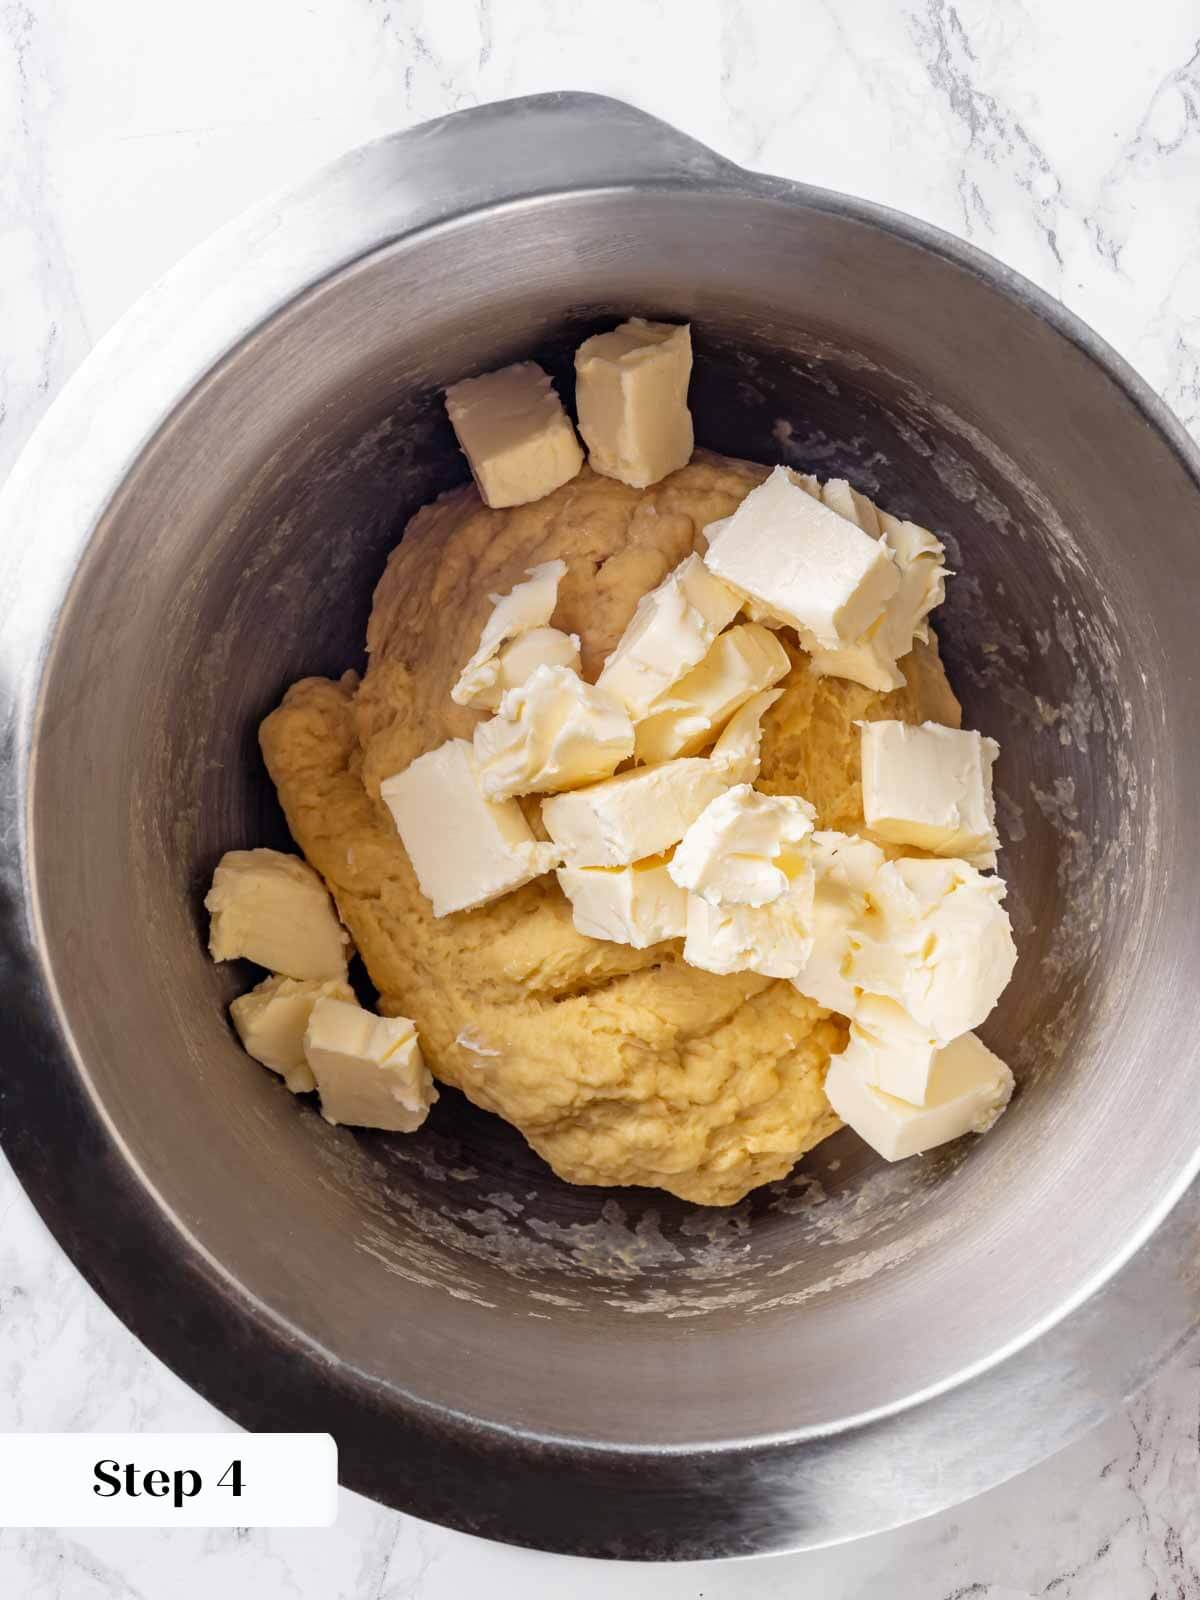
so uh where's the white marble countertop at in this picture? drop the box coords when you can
[3,1,1200,1594]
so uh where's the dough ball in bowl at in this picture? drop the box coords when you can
[262,455,963,1205]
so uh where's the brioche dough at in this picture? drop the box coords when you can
[261,453,960,1205]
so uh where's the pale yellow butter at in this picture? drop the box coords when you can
[596,552,741,720]
[634,622,790,764]
[304,997,437,1131]
[708,687,784,786]
[473,664,634,800]
[444,362,583,509]
[230,974,355,1093]
[790,830,887,1015]
[490,627,581,704]
[808,500,949,691]
[669,784,816,909]
[574,319,693,488]
[556,854,687,948]
[452,559,570,710]
[861,719,1000,868]
[836,994,941,1105]
[821,477,882,536]
[825,1029,1013,1161]
[380,739,560,917]
[682,868,816,979]
[206,848,350,981]
[847,856,1016,1043]
[703,466,899,648]
[541,756,729,868]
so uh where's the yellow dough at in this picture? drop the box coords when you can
[261,453,961,1205]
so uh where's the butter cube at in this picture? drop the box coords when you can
[809,507,949,691]
[541,756,729,868]
[452,559,568,708]
[791,830,887,1015]
[634,623,791,765]
[847,856,1016,1044]
[304,997,437,1132]
[675,785,818,977]
[381,739,560,917]
[821,477,882,536]
[698,467,820,559]
[878,512,949,651]
[556,854,687,948]
[444,362,583,510]
[837,994,941,1105]
[490,627,581,704]
[574,318,694,488]
[682,865,816,979]
[708,688,783,786]
[596,553,742,720]
[703,466,899,648]
[669,784,815,908]
[861,720,1000,869]
[825,1029,1014,1161]
[206,848,350,981]
[230,974,355,1093]
[473,664,634,799]
[807,627,904,695]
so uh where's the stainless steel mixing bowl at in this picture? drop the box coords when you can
[2,94,1199,1560]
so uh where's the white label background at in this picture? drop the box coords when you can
[0,1434,339,1527]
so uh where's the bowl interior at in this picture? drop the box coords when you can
[28,185,1192,1449]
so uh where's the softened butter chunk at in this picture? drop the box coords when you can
[634,622,791,765]
[444,362,583,510]
[206,848,350,980]
[846,856,1016,1044]
[230,974,355,1093]
[304,996,437,1131]
[490,626,581,703]
[708,687,783,786]
[669,784,816,908]
[541,756,729,867]
[791,830,887,1014]
[452,559,571,709]
[703,466,899,648]
[682,863,816,979]
[473,664,635,800]
[821,476,882,536]
[861,719,1000,868]
[556,853,687,948]
[878,512,950,652]
[596,552,742,719]
[836,994,941,1105]
[825,1029,1014,1161]
[380,738,560,917]
[808,502,950,692]
[574,318,694,488]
